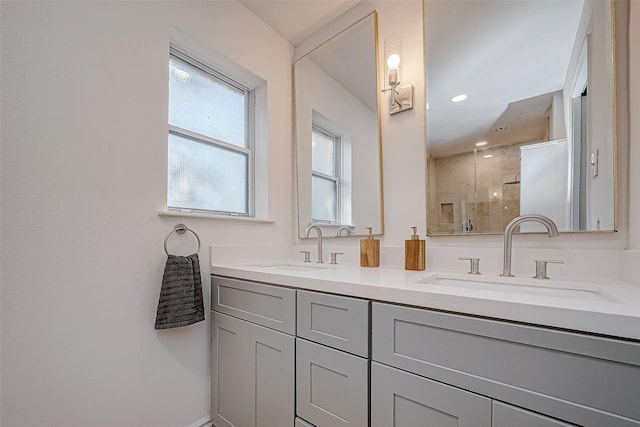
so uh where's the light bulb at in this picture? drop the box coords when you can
[387,53,400,69]
[451,94,468,103]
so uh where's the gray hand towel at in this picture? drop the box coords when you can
[155,253,205,330]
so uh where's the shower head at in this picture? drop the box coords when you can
[503,172,520,185]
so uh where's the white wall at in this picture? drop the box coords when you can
[376,1,427,244]
[562,0,616,231]
[0,2,293,426]
[549,91,567,141]
[586,0,616,230]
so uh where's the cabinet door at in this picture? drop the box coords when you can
[493,402,575,427]
[211,312,246,427]
[296,338,368,427]
[212,311,295,427]
[245,320,295,427]
[371,362,491,427]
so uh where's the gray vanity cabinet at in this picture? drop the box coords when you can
[210,274,640,427]
[371,362,492,427]
[211,277,295,427]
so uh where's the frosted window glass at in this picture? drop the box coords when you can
[168,133,248,214]
[312,175,337,222]
[312,129,335,176]
[169,56,245,147]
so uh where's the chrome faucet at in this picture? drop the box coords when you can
[305,224,324,263]
[501,214,559,277]
[336,225,352,237]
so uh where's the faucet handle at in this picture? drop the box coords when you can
[533,259,564,279]
[458,257,481,275]
[300,250,311,263]
[330,252,343,265]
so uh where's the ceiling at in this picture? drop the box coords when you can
[306,15,377,111]
[239,0,361,46]
[426,0,585,158]
[241,0,586,158]
[240,0,376,112]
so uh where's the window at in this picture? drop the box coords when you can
[311,124,341,223]
[167,49,255,216]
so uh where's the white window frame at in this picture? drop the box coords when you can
[165,29,269,220]
[168,49,255,216]
[311,123,342,224]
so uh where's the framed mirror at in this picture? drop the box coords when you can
[425,0,621,235]
[294,12,383,239]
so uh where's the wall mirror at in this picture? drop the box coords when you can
[295,12,383,239]
[425,0,622,235]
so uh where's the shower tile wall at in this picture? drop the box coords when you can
[430,144,523,234]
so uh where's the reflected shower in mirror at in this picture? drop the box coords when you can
[425,0,621,235]
[295,12,383,238]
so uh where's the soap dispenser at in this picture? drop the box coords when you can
[405,226,425,271]
[360,227,380,267]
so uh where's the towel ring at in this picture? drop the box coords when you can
[164,223,201,256]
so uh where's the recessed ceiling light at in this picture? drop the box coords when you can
[483,154,493,159]
[475,141,487,147]
[450,94,468,103]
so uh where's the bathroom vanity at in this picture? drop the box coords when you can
[209,263,640,427]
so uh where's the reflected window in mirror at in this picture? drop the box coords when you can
[311,124,341,223]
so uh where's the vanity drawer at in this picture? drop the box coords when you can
[297,290,369,357]
[371,361,491,427]
[372,302,640,426]
[296,338,368,427]
[212,276,296,334]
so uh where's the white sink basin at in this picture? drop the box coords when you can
[260,264,329,272]
[416,274,617,302]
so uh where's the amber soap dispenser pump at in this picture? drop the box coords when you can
[360,227,380,267]
[405,226,426,271]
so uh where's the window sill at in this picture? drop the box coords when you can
[158,210,276,224]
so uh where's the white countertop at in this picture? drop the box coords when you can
[210,262,640,341]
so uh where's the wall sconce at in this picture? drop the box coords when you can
[383,35,413,115]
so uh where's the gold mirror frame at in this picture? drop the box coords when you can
[424,0,626,236]
[294,11,384,239]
